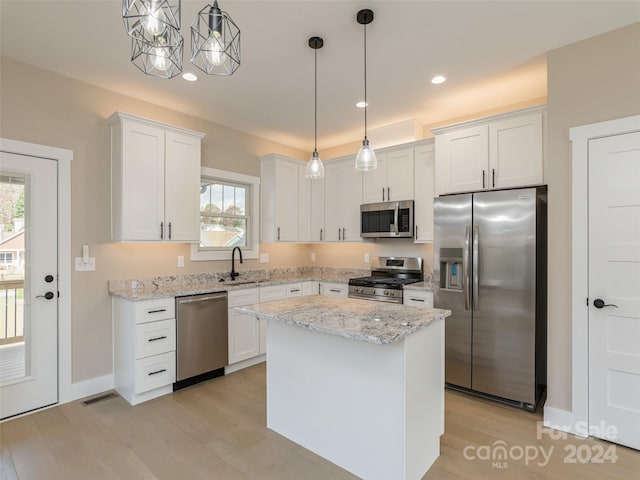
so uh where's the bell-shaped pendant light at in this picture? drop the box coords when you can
[191,0,241,76]
[306,36,325,179]
[355,9,377,171]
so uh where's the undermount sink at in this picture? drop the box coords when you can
[220,280,260,286]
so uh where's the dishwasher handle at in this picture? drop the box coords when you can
[176,292,227,305]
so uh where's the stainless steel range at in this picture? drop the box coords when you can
[348,256,423,303]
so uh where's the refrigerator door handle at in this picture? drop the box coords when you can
[463,225,471,311]
[473,226,480,311]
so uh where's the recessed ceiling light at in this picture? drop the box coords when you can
[182,73,198,82]
[431,75,446,85]
[356,101,368,108]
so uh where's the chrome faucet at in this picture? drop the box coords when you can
[230,247,243,280]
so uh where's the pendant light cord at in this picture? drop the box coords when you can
[363,22,368,140]
[314,46,318,153]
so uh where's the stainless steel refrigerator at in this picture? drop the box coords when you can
[434,186,547,410]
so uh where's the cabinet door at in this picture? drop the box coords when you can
[309,176,325,242]
[228,308,260,364]
[386,148,414,201]
[414,144,435,242]
[341,158,363,242]
[322,282,348,297]
[297,166,311,242]
[435,125,488,195]
[361,154,387,203]
[120,120,165,241]
[489,112,543,189]
[323,161,342,242]
[164,130,201,242]
[275,161,299,241]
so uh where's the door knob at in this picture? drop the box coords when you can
[36,292,55,300]
[593,298,618,309]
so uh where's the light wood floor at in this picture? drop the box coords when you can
[1,363,638,480]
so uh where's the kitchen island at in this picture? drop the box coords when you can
[238,296,450,480]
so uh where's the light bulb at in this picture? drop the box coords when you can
[151,44,171,72]
[142,0,167,36]
[306,150,325,179]
[204,32,224,67]
[355,138,377,171]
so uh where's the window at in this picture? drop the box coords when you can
[0,252,13,264]
[191,167,260,261]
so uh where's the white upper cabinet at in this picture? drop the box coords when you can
[324,156,362,242]
[260,154,302,242]
[109,112,203,242]
[362,147,414,203]
[309,175,325,242]
[433,107,544,195]
[413,141,435,242]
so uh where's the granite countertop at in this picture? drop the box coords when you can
[109,269,434,301]
[238,296,450,345]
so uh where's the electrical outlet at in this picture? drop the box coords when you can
[178,256,184,267]
[364,253,370,264]
[311,252,316,262]
[260,253,269,263]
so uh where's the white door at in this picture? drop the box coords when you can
[588,131,640,450]
[0,152,58,419]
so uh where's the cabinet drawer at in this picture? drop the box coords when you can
[134,351,176,394]
[285,283,303,298]
[228,287,260,308]
[135,319,176,359]
[134,298,175,324]
[403,291,434,308]
[260,284,286,303]
[322,282,348,297]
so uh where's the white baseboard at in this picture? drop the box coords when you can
[63,374,115,404]
[543,405,587,438]
[225,355,266,374]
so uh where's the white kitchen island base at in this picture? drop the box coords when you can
[266,318,444,480]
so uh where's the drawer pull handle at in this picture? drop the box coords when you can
[329,289,340,293]
[148,368,167,376]
[147,308,167,314]
[290,289,300,292]
[148,335,167,342]
[410,298,425,302]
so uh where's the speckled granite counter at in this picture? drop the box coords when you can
[238,295,449,345]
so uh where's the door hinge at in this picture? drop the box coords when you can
[586,297,588,306]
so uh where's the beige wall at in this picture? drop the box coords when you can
[545,22,640,412]
[0,57,309,382]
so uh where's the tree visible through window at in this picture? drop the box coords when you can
[199,178,249,249]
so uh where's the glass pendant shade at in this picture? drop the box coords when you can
[355,137,377,171]
[122,0,181,38]
[131,26,184,79]
[191,0,241,76]
[306,150,325,179]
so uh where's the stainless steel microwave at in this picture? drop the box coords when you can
[360,201,414,238]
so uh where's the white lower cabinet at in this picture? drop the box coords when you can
[113,297,177,406]
[303,281,322,296]
[228,288,261,365]
[285,282,303,298]
[321,282,348,298]
[403,290,434,308]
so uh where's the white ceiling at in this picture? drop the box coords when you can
[2,1,640,152]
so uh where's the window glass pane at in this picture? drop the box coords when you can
[211,184,223,213]
[200,217,247,248]
[235,186,246,215]
[223,185,235,214]
[200,185,210,214]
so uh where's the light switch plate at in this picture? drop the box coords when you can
[75,257,96,271]
[178,256,184,267]
[311,252,316,262]
[364,253,370,264]
[260,253,269,263]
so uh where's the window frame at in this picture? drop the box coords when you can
[190,166,260,261]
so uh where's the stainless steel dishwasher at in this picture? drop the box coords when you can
[174,291,228,390]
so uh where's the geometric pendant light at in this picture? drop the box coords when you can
[354,8,377,171]
[191,0,241,76]
[130,24,184,79]
[122,0,181,38]
[306,36,325,180]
